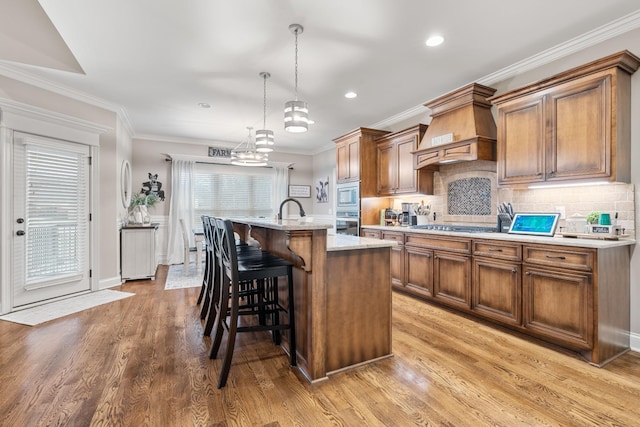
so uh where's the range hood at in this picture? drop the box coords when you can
[413,83,497,169]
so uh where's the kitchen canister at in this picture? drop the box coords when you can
[565,213,587,234]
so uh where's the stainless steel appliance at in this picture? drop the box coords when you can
[335,183,360,235]
[336,183,359,210]
[336,210,360,236]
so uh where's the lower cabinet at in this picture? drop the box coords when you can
[360,226,631,366]
[381,230,405,288]
[523,266,593,350]
[472,240,522,326]
[121,224,158,281]
[433,251,471,310]
[405,245,433,298]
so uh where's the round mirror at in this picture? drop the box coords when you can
[120,159,132,209]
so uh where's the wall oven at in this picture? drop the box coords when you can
[335,210,360,236]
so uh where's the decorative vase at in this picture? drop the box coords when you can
[128,205,151,225]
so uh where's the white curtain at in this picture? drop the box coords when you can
[167,159,195,264]
[272,165,289,218]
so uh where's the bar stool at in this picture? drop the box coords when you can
[202,216,263,336]
[209,218,296,388]
[197,215,212,307]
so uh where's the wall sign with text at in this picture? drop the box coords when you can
[288,185,311,198]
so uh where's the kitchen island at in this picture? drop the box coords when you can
[230,218,396,382]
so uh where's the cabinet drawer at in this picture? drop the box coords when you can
[405,233,471,254]
[381,231,404,245]
[523,245,594,272]
[361,229,381,239]
[473,240,522,261]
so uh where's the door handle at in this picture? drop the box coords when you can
[16,230,25,236]
[17,218,24,224]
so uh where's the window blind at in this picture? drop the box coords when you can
[193,164,273,224]
[25,144,88,282]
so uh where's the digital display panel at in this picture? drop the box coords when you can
[508,213,560,237]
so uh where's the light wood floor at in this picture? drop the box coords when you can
[1,265,640,426]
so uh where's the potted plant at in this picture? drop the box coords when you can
[128,193,159,225]
[586,211,600,225]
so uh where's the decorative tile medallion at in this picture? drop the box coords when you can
[448,177,492,216]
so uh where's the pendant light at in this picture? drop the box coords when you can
[255,71,274,152]
[284,23,309,133]
[230,127,268,167]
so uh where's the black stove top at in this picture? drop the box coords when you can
[411,224,498,233]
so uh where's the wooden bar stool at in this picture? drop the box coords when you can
[202,216,262,336]
[209,218,296,388]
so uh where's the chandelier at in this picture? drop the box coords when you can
[284,23,309,133]
[230,127,268,167]
[255,71,274,152]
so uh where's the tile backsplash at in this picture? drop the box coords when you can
[399,160,635,237]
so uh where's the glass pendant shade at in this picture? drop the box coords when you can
[284,100,309,133]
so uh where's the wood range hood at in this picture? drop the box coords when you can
[413,83,497,169]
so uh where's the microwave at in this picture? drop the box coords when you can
[336,183,359,209]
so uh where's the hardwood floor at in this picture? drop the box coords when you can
[1,264,640,426]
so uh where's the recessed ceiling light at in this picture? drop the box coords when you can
[425,35,444,47]
[198,102,211,108]
[345,91,357,99]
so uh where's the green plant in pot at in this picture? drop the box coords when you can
[586,211,600,225]
[128,193,159,225]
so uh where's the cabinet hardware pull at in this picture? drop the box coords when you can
[545,254,566,260]
[488,248,503,252]
[525,271,531,275]
[512,269,517,273]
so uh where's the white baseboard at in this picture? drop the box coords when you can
[631,331,640,352]
[99,276,123,290]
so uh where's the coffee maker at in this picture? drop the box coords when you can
[400,203,416,226]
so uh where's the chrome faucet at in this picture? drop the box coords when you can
[278,198,306,220]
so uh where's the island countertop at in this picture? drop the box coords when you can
[327,234,397,251]
[228,217,333,231]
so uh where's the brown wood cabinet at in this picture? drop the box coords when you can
[376,124,432,196]
[333,127,390,196]
[472,240,522,326]
[491,51,640,187]
[522,244,595,350]
[381,230,405,288]
[360,226,631,366]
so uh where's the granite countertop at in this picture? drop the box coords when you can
[228,217,333,231]
[327,234,398,252]
[361,225,636,249]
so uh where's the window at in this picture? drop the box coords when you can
[193,163,273,225]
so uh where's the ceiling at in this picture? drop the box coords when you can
[2,1,640,155]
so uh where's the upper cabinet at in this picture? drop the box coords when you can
[490,50,640,187]
[333,127,390,196]
[377,124,433,196]
[413,83,497,169]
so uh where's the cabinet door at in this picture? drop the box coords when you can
[405,245,434,298]
[347,139,360,181]
[382,231,404,288]
[395,137,418,194]
[523,266,593,350]
[472,257,521,326]
[547,73,611,182]
[433,251,471,309]
[336,141,350,182]
[497,96,546,186]
[377,141,395,195]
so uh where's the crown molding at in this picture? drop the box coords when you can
[0,63,134,137]
[378,8,640,129]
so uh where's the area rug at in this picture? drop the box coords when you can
[0,289,135,326]
[164,263,203,290]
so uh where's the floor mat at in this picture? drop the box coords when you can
[0,290,135,326]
